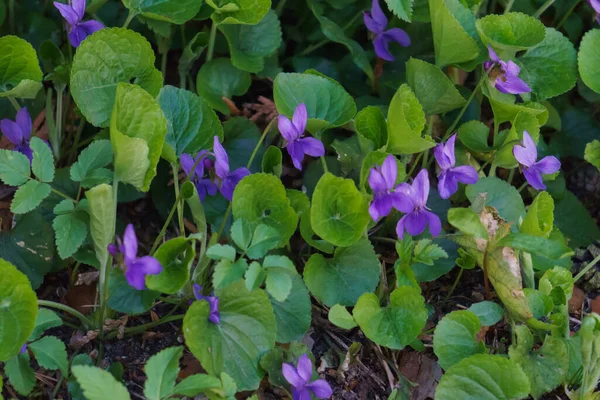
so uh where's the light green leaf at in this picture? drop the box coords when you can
[496,233,573,261]
[328,304,357,329]
[173,374,222,397]
[30,137,54,183]
[231,218,253,251]
[157,85,223,162]
[245,261,266,291]
[263,255,297,302]
[183,282,276,391]
[406,57,465,115]
[111,83,167,192]
[71,28,162,127]
[196,58,251,115]
[429,0,480,68]
[219,10,282,73]
[11,180,51,214]
[0,36,43,99]
[206,244,237,262]
[107,269,160,314]
[304,239,380,307]
[70,140,113,184]
[508,325,568,399]
[554,191,600,248]
[144,346,183,400]
[29,309,62,342]
[246,224,280,260]
[270,274,311,343]
[122,0,202,24]
[178,32,209,80]
[28,335,68,375]
[262,146,283,177]
[53,199,89,259]
[433,310,485,370]
[493,111,540,169]
[448,207,488,239]
[86,184,115,269]
[0,149,30,186]
[310,173,370,247]
[0,259,38,361]
[274,72,356,134]
[213,258,248,290]
[386,84,435,154]
[146,238,195,294]
[354,106,387,150]
[353,286,427,349]
[467,301,504,326]
[360,151,405,190]
[72,365,131,400]
[476,12,546,56]
[435,354,530,399]
[579,29,600,95]
[210,0,271,24]
[232,173,298,247]
[5,352,36,396]
[384,0,414,21]
[517,28,577,101]
[585,139,600,171]
[458,120,495,153]
[465,177,525,224]
[413,239,448,265]
[521,191,554,238]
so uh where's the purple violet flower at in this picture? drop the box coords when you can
[213,136,250,201]
[20,344,27,354]
[193,284,220,324]
[484,45,531,95]
[282,354,333,400]
[109,224,162,290]
[1,107,34,162]
[395,169,442,239]
[588,0,600,24]
[368,155,410,221]
[54,0,104,48]
[181,151,218,202]
[433,134,479,199]
[363,0,411,61]
[512,131,560,191]
[278,103,325,171]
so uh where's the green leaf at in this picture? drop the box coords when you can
[458,120,495,153]
[30,137,54,183]
[196,58,251,115]
[521,191,554,238]
[11,180,51,214]
[429,0,480,68]
[406,58,465,115]
[517,28,577,101]
[585,139,600,171]
[72,365,131,400]
[0,212,54,288]
[384,0,414,21]
[476,12,546,56]
[209,0,271,24]
[448,207,488,239]
[70,140,113,185]
[0,259,37,361]
[467,301,504,326]
[144,346,183,400]
[53,199,89,259]
[496,233,573,260]
[262,146,283,177]
[222,117,263,171]
[157,85,223,162]
[206,244,237,262]
[508,325,568,399]
[146,238,195,294]
[178,32,209,80]
[304,239,380,307]
[107,269,160,314]
[465,177,525,224]
[232,173,298,247]
[5,352,36,396]
[122,0,202,24]
[28,335,68,375]
[274,72,356,134]
[29,309,62,342]
[219,10,282,73]
[353,286,427,349]
[354,106,387,150]
[173,374,222,397]
[386,84,435,154]
[0,149,30,186]
[328,304,357,329]
[433,310,485,370]
[360,151,406,190]
[86,184,115,269]
[263,255,296,302]
[579,29,600,95]
[310,173,370,247]
[269,274,312,343]
[246,225,280,259]
[554,191,600,248]
[230,219,253,251]
[111,83,167,192]
[213,258,248,290]
[435,354,530,399]
[245,261,266,291]
[71,28,162,127]
[413,239,448,265]
[184,282,276,391]
[0,36,43,99]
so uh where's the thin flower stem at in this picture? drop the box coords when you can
[206,22,218,63]
[275,0,287,15]
[445,267,464,300]
[557,0,582,29]
[534,0,556,18]
[50,186,76,202]
[106,314,185,339]
[518,181,528,192]
[122,10,137,29]
[7,96,21,112]
[504,0,515,13]
[171,162,185,236]
[574,255,600,283]
[69,117,87,164]
[507,168,515,185]
[406,152,424,177]
[161,50,168,81]
[320,156,329,174]
[8,0,15,34]
[55,87,65,159]
[38,300,93,328]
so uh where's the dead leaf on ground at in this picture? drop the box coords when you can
[591,296,600,314]
[70,330,99,349]
[569,286,586,315]
[64,284,97,315]
[399,352,442,400]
